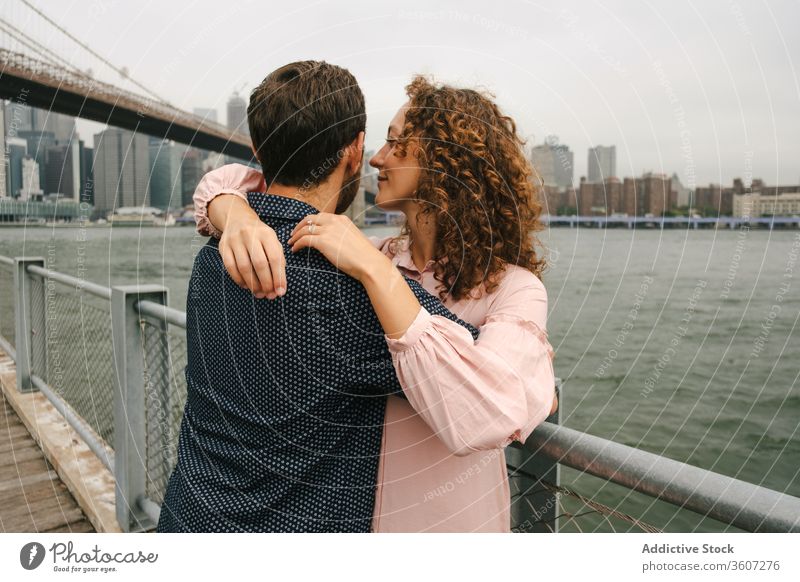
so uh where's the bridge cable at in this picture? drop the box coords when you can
[17,0,170,105]
[0,18,84,74]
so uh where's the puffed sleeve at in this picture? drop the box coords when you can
[193,164,266,237]
[385,269,556,456]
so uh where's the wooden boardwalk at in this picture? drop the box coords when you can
[0,389,95,533]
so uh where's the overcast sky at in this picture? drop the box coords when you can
[4,0,799,187]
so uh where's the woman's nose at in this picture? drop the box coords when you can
[369,145,387,168]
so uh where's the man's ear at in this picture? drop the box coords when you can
[346,131,365,174]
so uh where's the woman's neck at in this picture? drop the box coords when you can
[404,205,437,271]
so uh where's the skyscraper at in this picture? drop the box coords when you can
[6,138,27,198]
[17,130,56,192]
[4,101,35,133]
[149,138,184,210]
[671,172,691,208]
[45,141,81,201]
[180,148,205,207]
[5,103,76,143]
[79,140,94,205]
[531,136,573,189]
[40,111,77,144]
[93,128,150,213]
[227,93,248,136]
[587,145,616,183]
[20,156,43,201]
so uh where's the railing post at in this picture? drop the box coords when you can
[13,257,45,393]
[507,378,562,533]
[111,284,168,532]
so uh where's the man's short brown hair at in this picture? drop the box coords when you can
[247,61,365,188]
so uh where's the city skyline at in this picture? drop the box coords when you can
[3,0,793,187]
[3,99,799,219]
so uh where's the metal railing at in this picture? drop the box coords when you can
[0,253,799,533]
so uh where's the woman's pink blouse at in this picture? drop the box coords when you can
[193,165,557,532]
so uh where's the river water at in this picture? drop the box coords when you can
[0,224,798,532]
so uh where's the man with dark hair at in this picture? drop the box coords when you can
[156,61,477,532]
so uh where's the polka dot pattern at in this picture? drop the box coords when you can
[157,193,478,532]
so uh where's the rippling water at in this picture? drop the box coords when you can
[1,224,798,532]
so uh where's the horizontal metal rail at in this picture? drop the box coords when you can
[30,374,114,473]
[135,300,186,329]
[26,264,112,300]
[0,255,13,266]
[523,422,800,533]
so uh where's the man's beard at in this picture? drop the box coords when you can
[334,167,361,215]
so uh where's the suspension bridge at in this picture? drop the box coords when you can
[0,0,252,159]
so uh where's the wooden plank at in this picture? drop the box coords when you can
[0,438,39,451]
[0,479,68,507]
[0,405,25,420]
[0,457,53,481]
[0,408,24,421]
[0,368,120,532]
[0,440,41,456]
[34,507,86,532]
[0,417,27,428]
[5,505,85,532]
[0,427,34,441]
[1,423,35,436]
[2,491,77,522]
[0,469,59,494]
[43,519,95,533]
[0,420,29,434]
[0,446,44,467]
[0,371,121,532]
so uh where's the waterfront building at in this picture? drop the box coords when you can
[734,191,800,218]
[531,136,574,189]
[587,145,616,183]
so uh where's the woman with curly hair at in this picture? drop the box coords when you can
[192,75,557,532]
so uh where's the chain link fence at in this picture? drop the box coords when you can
[29,272,116,447]
[508,466,661,533]
[142,319,188,504]
[0,260,14,347]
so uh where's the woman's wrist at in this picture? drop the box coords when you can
[209,194,257,233]
[356,248,395,286]
[358,253,423,339]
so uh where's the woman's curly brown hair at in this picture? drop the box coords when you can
[394,75,547,301]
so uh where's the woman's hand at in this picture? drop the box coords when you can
[214,195,287,299]
[287,213,386,282]
[289,212,422,339]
